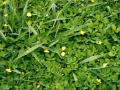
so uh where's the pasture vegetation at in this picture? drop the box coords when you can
[0,0,120,90]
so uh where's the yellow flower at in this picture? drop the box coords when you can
[27,12,32,17]
[102,63,108,68]
[96,41,102,45]
[37,85,40,88]
[61,52,65,57]
[5,68,12,73]
[44,48,49,53]
[4,13,8,17]
[61,46,66,51]
[91,0,95,3]
[96,79,101,85]
[80,30,85,35]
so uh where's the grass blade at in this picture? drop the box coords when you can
[16,43,42,60]
[32,52,42,65]
[0,30,6,41]
[22,0,29,25]
[23,0,29,16]
[84,2,107,9]
[80,55,102,64]
[49,39,59,47]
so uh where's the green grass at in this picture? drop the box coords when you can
[0,0,120,90]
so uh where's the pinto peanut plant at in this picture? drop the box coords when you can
[0,0,120,90]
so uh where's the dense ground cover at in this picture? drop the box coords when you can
[0,0,120,90]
